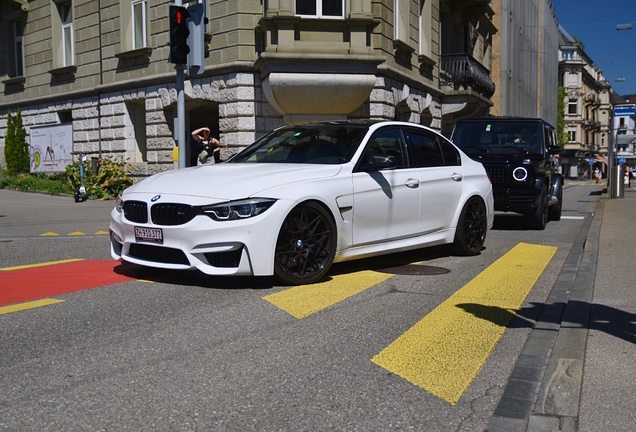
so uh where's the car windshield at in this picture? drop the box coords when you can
[228,125,368,164]
[452,121,544,155]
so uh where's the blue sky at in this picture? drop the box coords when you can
[552,0,636,96]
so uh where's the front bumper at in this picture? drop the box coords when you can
[492,185,540,213]
[109,198,295,277]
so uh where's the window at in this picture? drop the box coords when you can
[395,0,409,42]
[13,20,23,76]
[418,0,432,58]
[567,72,577,87]
[568,130,576,142]
[360,129,407,169]
[59,2,74,66]
[132,0,148,49]
[568,99,578,115]
[408,131,444,167]
[296,0,343,17]
[562,50,573,61]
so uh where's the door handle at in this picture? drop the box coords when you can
[405,178,420,188]
[451,173,463,182]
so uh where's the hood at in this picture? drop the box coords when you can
[123,163,342,200]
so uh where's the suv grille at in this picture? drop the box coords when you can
[485,166,507,184]
[151,203,198,226]
[123,201,148,223]
[129,243,190,265]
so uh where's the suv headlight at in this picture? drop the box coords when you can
[512,167,528,182]
[200,198,276,221]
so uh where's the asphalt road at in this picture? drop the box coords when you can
[0,183,601,431]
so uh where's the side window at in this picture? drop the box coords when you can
[408,130,444,167]
[438,137,461,166]
[360,128,407,169]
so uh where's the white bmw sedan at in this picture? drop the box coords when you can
[110,120,494,285]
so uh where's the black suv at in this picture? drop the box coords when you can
[451,117,563,230]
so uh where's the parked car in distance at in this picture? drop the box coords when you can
[451,117,564,230]
[110,120,494,285]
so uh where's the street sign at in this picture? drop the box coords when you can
[614,106,636,116]
[589,158,595,165]
[619,157,626,165]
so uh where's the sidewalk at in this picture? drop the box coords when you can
[487,183,636,431]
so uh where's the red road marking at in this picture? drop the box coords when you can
[0,260,136,307]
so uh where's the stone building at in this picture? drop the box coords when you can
[489,0,559,126]
[558,24,612,179]
[0,0,496,178]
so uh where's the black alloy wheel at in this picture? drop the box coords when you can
[524,185,548,230]
[274,202,336,285]
[453,197,487,256]
[548,183,563,221]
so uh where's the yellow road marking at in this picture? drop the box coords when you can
[264,270,394,319]
[95,230,109,235]
[0,258,84,271]
[371,242,557,405]
[68,231,86,236]
[0,299,65,315]
[39,232,60,237]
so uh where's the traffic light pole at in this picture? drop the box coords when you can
[176,63,186,169]
[173,0,187,169]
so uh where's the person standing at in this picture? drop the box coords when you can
[594,167,601,184]
[191,126,221,164]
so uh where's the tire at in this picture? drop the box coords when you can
[453,197,488,256]
[524,185,548,230]
[548,182,562,221]
[274,202,336,285]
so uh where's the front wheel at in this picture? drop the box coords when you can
[453,197,488,256]
[524,185,548,230]
[274,202,336,285]
[548,182,563,221]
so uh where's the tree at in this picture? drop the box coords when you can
[15,109,29,173]
[4,111,16,175]
[4,109,30,175]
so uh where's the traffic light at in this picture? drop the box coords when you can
[169,5,190,64]
[187,3,207,75]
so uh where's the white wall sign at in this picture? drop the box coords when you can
[29,124,73,173]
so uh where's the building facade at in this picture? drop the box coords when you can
[489,0,559,126]
[558,24,612,179]
[0,0,496,178]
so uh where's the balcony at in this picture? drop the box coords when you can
[441,53,495,98]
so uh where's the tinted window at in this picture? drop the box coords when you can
[438,137,461,166]
[407,130,444,167]
[359,128,408,169]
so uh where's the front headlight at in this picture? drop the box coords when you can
[115,194,125,213]
[200,198,276,221]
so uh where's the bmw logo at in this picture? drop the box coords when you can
[151,195,161,202]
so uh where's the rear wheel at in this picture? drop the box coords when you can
[274,202,336,285]
[524,185,548,230]
[453,197,487,255]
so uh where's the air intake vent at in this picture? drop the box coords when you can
[123,201,148,223]
[151,203,198,226]
[129,243,190,265]
[204,247,243,268]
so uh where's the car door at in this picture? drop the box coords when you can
[405,128,464,234]
[351,127,421,246]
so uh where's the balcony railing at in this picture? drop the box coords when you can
[441,53,495,98]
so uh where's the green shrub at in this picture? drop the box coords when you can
[3,109,29,175]
[66,157,132,199]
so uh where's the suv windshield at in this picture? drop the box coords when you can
[228,125,368,164]
[452,121,544,155]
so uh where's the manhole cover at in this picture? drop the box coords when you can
[375,264,450,275]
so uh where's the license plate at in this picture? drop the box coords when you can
[134,226,163,244]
